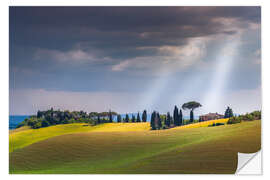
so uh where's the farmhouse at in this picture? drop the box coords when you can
[199,113,224,122]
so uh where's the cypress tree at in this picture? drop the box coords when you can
[109,110,113,123]
[179,109,183,126]
[132,114,136,123]
[224,107,229,118]
[97,115,101,124]
[157,112,162,129]
[136,112,141,122]
[165,113,167,127]
[190,110,194,123]
[150,111,156,130]
[173,105,179,126]
[125,114,129,122]
[154,112,159,129]
[142,110,147,122]
[117,114,121,123]
[37,110,42,118]
[225,106,234,118]
[166,112,171,127]
[228,107,234,117]
[170,115,173,125]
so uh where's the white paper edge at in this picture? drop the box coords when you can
[235,150,262,175]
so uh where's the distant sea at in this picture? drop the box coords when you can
[9,115,29,129]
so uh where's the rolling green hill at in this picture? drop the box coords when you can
[9,122,150,152]
[9,120,260,174]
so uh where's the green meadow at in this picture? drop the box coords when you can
[9,120,261,174]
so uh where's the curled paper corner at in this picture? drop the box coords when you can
[235,150,262,175]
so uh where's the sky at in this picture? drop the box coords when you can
[9,6,261,116]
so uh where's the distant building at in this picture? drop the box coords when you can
[199,113,224,122]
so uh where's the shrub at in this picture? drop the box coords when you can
[16,122,26,128]
[215,123,225,126]
[32,121,42,129]
[244,114,254,121]
[250,111,261,120]
[208,122,223,127]
[238,111,261,121]
[227,117,241,124]
[16,118,28,128]
[68,118,76,123]
[41,120,50,127]
[27,118,38,127]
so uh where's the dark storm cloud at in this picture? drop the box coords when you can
[9,6,261,115]
[10,6,260,59]
[10,6,260,29]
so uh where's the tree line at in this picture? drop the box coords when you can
[17,101,250,130]
[16,108,118,129]
[115,110,147,123]
[150,101,202,130]
[16,101,203,129]
[227,110,261,124]
[16,108,149,129]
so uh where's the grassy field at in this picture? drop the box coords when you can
[175,118,229,129]
[9,122,150,152]
[9,119,260,174]
[9,119,227,153]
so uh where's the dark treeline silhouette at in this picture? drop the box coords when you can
[125,114,129,122]
[150,106,184,130]
[173,106,183,126]
[17,108,118,129]
[150,101,202,130]
[120,111,146,123]
[117,114,121,123]
[17,108,149,129]
[137,112,141,122]
[142,110,147,122]
[17,102,248,130]
[131,114,136,123]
